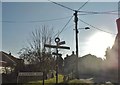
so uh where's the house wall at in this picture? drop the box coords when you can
[116,18,120,83]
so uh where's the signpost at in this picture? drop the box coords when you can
[44,37,70,84]
[44,44,70,49]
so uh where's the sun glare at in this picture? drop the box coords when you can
[86,32,115,58]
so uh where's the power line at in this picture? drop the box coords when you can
[52,24,74,41]
[2,12,117,24]
[48,0,117,37]
[78,12,118,15]
[77,0,90,11]
[55,16,73,37]
[48,0,90,12]
[54,0,89,37]
[2,16,72,23]
[48,0,75,11]
[78,10,118,14]
[79,18,117,35]
[48,0,118,14]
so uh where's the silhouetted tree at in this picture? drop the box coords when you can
[105,47,111,60]
[18,25,55,72]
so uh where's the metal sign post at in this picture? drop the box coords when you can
[44,37,70,84]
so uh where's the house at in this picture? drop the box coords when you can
[64,51,77,75]
[0,51,24,74]
[78,54,102,75]
[103,18,120,71]
[116,18,120,71]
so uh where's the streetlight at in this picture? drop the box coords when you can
[79,27,90,30]
[73,27,90,30]
[85,27,90,30]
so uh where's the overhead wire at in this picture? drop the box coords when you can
[52,0,90,38]
[78,10,118,13]
[51,23,75,41]
[2,16,72,23]
[77,0,90,11]
[48,0,118,14]
[57,16,73,37]
[49,0,118,39]
[78,10,118,15]
[78,18,117,35]
[2,11,117,24]
[47,0,75,39]
[78,12,118,15]
[48,0,75,11]
[52,17,73,40]
[2,12,117,24]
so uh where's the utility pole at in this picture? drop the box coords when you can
[74,11,79,79]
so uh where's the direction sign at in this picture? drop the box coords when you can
[58,41,65,45]
[44,44,70,49]
[58,46,70,49]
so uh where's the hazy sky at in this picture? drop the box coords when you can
[2,1,119,59]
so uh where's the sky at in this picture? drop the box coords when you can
[1,1,119,59]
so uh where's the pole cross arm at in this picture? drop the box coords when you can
[44,44,70,50]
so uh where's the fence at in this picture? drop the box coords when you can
[17,72,43,83]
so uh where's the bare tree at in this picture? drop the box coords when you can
[18,25,55,72]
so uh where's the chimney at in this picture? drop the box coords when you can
[9,52,11,56]
[116,18,120,34]
[72,51,74,55]
[66,54,68,57]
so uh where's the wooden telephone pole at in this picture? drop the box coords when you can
[74,11,79,79]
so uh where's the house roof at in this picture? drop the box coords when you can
[0,51,23,67]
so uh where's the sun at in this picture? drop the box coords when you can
[86,32,115,59]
